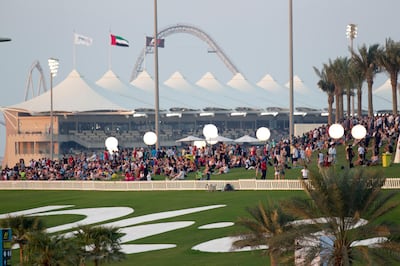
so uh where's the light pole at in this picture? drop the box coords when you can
[346,23,357,117]
[288,0,294,144]
[48,58,59,161]
[153,0,160,150]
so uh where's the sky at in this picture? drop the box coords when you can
[1,0,399,156]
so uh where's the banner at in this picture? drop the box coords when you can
[146,36,165,48]
[74,33,93,46]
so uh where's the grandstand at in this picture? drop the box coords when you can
[0,24,328,167]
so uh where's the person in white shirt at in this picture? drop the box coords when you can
[328,143,337,164]
[301,165,309,180]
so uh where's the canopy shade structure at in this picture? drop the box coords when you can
[284,75,326,110]
[176,135,204,142]
[227,73,284,109]
[206,135,234,143]
[131,70,201,112]
[256,74,283,93]
[196,72,263,110]
[163,71,224,110]
[234,134,261,143]
[96,70,153,110]
[9,69,127,114]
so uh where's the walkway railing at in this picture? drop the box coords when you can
[0,178,399,191]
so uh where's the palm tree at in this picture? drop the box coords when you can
[283,167,400,265]
[348,60,365,117]
[0,215,46,265]
[74,225,125,266]
[352,44,381,117]
[376,38,400,114]
[313,66,335,125]
[25,231,79,266]
[343,62,355,117]
[233,200,297,266]
[330,57,351,121]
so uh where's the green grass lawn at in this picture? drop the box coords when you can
[2,188,400,266]
[2,145,400,265]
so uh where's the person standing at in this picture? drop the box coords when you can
[358,143,366,165]
[260,157,267,179]
[301,165,309,180]
[346,144,355,168]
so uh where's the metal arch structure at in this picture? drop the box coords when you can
[130,23,241,81]
[24,60,47,101]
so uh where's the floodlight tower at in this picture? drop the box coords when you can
[48,58,59,161]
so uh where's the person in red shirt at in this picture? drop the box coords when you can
[260,157,267,179]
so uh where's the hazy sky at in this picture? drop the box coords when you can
[1,0,399,155]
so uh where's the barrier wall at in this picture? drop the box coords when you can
[0,178,399,191]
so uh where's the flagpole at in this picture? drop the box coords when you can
[72,32,76,69]
[143,38,147,71]
[108,29,112,70]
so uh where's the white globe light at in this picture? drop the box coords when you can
[256,127,271,141]
[105,136,118,153]
[193,140,206,149]
[351,124,367,140]
[328,124,344,139]
[203,124,218,139]
[206,139,218,145]
[143,131,157,145]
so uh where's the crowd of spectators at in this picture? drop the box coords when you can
[1,114,399,182]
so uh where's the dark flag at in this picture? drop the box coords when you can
[146,36,165,48]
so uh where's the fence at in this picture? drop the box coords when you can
[0,178,399,191]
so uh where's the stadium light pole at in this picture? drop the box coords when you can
[48,58,59,161]
[346,23,357,117]
[153,0,160,150]
[288,0,294,144]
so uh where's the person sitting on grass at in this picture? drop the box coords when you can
[215,162,229,175]
[171,167,186,180]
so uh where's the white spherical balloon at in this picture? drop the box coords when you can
[105,137,118,153]
[328,124,344,139]
[351,124,367,140]
[143,131,157,145]
[203,124,218,139]
[256,127,271,141]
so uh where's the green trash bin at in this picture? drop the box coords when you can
[382,153,392,167]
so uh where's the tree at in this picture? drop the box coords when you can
[352,44,381,117]
[233,200,297,266]
[0,215,45,265]
[348,60,365,117]
[313,66,335,125]
[283,167,400,265]
[376,38,400,114]
[25,231,79,266]
[325,57,350,122]
[74,225,125,266]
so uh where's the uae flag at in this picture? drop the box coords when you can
[110,34,129,47]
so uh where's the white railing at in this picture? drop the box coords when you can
[0,178,399,191]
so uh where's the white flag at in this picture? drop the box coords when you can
[74,33,93,46]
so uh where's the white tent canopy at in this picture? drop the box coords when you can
[285,75,326,110]
[176,135,204,142]
[131,70,198,111]
[256,74,283,93]
[96,70,153,109]
[196,72,256,110]
[234,135,261,143]
[163,71,224,110]
[10,69,126,113]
